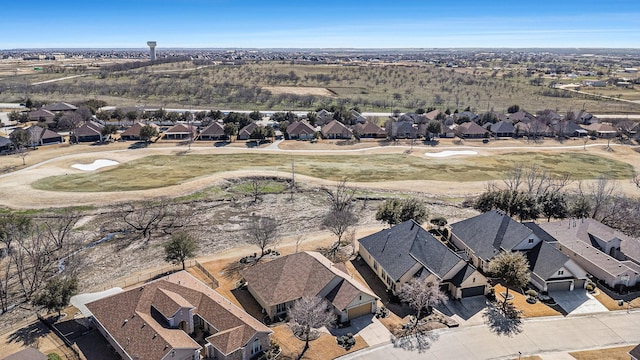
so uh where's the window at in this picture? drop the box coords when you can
[276,303,287,314]
[558,270,564,275]
[528,238,534,244]
[373,260,379,271]
[251,339,262,355]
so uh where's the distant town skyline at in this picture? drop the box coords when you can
[1,0,639,49]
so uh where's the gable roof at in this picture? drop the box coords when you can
[488,120,515,134]
[241,251,376,311]
[42,102,77,112]
[450,210,534,260]
[353,121,386,136]
[238,122,258,137]
[200,122,225,136]
[86,271,270,360]
[74,120,104,137]
[27,125,62,143]
[121,122,159,137]
[526,241,570,280]
[165,123,197,135]
[322,119,352,137]
[456,121,487,136]
[358,220,464,281]
[28,109,55,121]
[537,218,640,264]
[286,121,316,136]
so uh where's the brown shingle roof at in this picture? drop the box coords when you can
[74,120,104,137]
[2,348,47,360]
[86,271,270,360]
[121,122,159,137]
[353,121,386,137]
[322,120,352,138]
[286,121,316,137]
[200,122,225,136]
[165,123,197,135]
[241,252,376,311]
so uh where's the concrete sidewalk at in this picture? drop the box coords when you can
[339,310,640,360]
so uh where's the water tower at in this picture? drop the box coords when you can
[147,41,157,61]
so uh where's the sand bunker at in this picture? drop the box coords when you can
[424,150,478,158]
[71,159,119,171]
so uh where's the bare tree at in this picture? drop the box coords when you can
[248,177,267,203]
[503,165,523,191]
[321,210,357,259]
[324,179,356,213]
[399,278,447,321]
[581,176,616,220]
[12,228,56,301]
[288,296,336,356]
[40,210,81,250]
[0,256,14,312]
[246,216,278,258]
[121,199,191,241]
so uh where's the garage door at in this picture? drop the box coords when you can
[347,303,372,320]
[547,281,572,292]
[461,286,485,298]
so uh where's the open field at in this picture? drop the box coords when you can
[2,60,638,113]
[31,151,634,192]
[569,345,635,360]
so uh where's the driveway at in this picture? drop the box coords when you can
[330,314,392,347]
[549,289,609,315]
[438,296,487,326]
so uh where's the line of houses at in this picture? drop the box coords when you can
[80,211,640,360]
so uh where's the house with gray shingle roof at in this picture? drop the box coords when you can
[486,120,515,138]
[536,218,640,289]
[86,271,271,360]
[241,251,378,322]
[358,220,488,298]
[630,343,640,360]
[42,102,77,112]
[26,125,63,146]
[450,211,589,293]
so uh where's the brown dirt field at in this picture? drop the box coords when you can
[271,324,368,360]
[592,288,640,311]
[493,284,562,318]
[569,345,635,360]
[262,86,336,97]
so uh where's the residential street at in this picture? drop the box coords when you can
[340,310,640,360]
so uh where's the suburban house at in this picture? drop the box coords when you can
[237,122,258,140]
[455,121,487,138]
[26,125,64,146]
[353,121,386,139]
[241,251,378,323]
[316,109,333,125]
[630,344,640,360]
[535,219,640,289]
[450,210,588,292]
[358,220,488,298]
[582,123,618,138]
[199,122,226,141]
[73,120,105,143]
[86,271,272,360]
[390,120,418,139]
[286,121,316,140]
[486,120,515,138]
[553,120,587,138]
[164,123,197,140]
[321,119,353,139]
[28,109,56,125]
[120,122,159,141]
[42,102,77,113]
[508,110,537,123]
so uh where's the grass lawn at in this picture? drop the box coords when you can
[271,324,368,360]
[493,284,561,318]
[592,288,640,311]
[569,345,635,360]
[32,151,633,192]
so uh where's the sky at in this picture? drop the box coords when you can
[1,0,639,49]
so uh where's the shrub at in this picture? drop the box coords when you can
[47,354,63,360]
[525,289,538,298]
[586,283,595,292]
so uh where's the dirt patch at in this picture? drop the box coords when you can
[263,86,336,97]
[569,345,636,360]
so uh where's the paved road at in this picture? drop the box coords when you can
[340,310,640,360]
